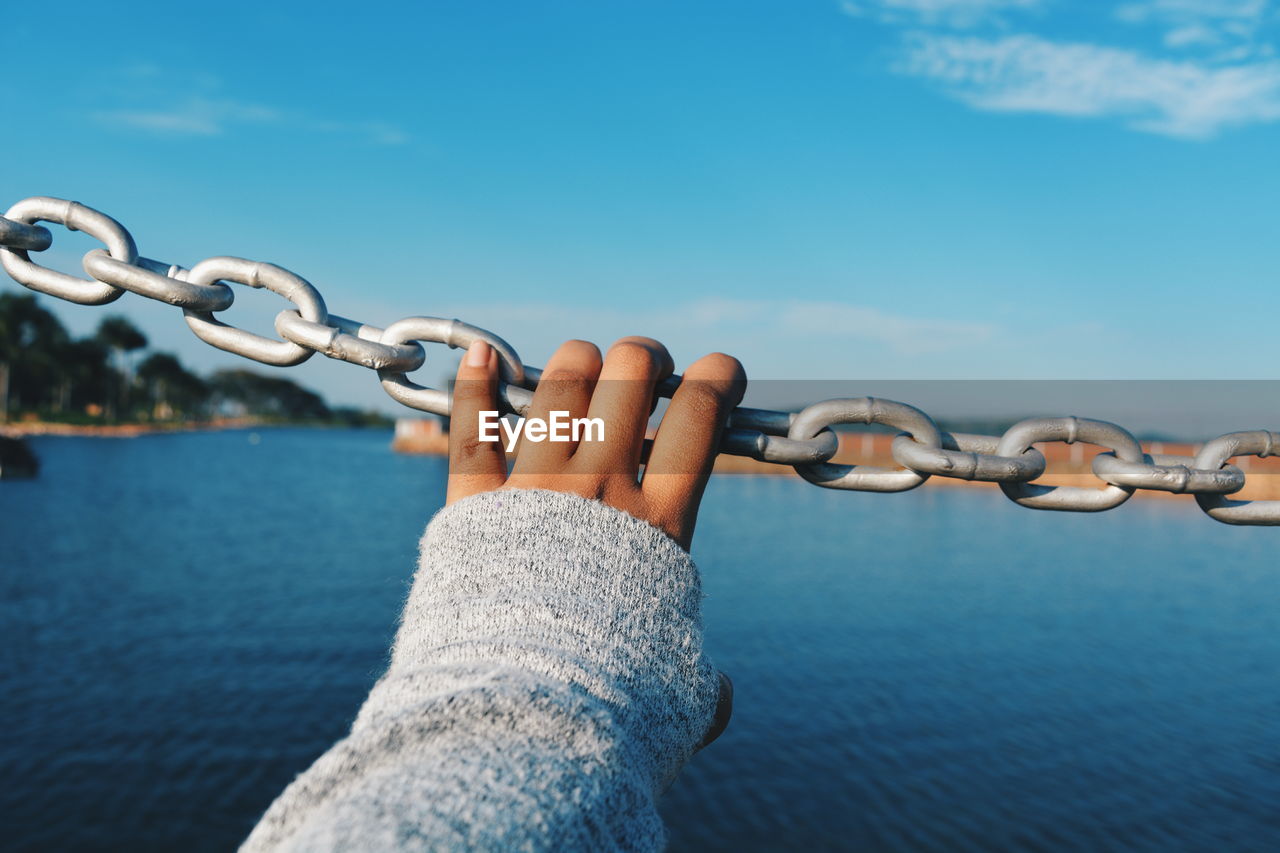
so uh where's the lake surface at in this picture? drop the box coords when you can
[2,429,1278,852]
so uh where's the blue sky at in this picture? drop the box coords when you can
[2,0,1278,412]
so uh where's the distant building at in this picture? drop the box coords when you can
[392,417,448,455]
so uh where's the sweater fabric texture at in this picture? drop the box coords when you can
[241,488,719,852]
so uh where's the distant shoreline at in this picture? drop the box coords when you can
[9,419,1277,502]
[391,422,1280,501]
[0,418,270,439]
[0,418,391,439]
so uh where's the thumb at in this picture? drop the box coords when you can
[696,671,733,751]
[446,340,508,504]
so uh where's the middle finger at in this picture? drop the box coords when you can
[576,336,674,477]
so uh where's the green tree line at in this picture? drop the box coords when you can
[0,292,390,427]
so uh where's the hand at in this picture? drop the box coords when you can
[446,336,745,550]
[446,335,745,748]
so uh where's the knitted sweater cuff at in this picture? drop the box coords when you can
[241,488,717,852]
[389,488,719,781]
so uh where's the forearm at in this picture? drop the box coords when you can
[242,489,718,852]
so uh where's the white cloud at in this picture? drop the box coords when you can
[94,97,280,136]
[841,0,1044,27]
[1117,0,1274,59]
[1163,23,1221,48]
[901,32,1280,137]
[843,0,1280,137]
[90,68,408,146]
[1115,0,1269,26]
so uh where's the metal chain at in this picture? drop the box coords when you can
[3,196,1276,525]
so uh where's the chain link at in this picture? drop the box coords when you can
[0,215,52,252]
[1193,431,1280,525]
[996,417,1143,512]
[1,197,134,305]
[84,250,234,311]
[891,430,1046,484]
[788,397,940,492]
[275,311,425,373]
[2,196,1275,525]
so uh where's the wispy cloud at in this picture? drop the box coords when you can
[94,97,280,136]
[433,297,997,379]
[1116,0,1270,30]
[843,0,1280,138]
[1116,0,1276,58]
[774,300,992,353]
[841,0,1044,28]
[90,65,408,145]
[901,33,1280,137]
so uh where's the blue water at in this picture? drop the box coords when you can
[2,429,1279,852]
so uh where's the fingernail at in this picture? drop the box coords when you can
[465,340,491,367]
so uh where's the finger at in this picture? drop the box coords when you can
[447,341,508,504]
[511,339,602,475]
[577,336,674,477]
[643,352,745,543]
[696,671,733,751]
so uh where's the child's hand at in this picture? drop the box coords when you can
[446,336,746,551]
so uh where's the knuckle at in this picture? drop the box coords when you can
[562,338,602,357]
[607,339,663,374]
[539,371,594,398]
[451,379,492,403]
[678,384,730,420]
[687,352,745,382]
[680,353,746,407]
[553,338,603,367]
[612,335,662,350]
[454,434,498,458]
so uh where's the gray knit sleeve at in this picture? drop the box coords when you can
[241,488,720,852]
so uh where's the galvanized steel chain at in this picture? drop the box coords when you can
[3,196,1277,525]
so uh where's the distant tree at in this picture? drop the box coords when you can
[95,315,148,420]
[95,314,148,358]
[210,369,330,421]
[137,352,210,420]
[0,293,71,421]
[0,295,378,428]
[59,338,112,415]
[329,406,395,428]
